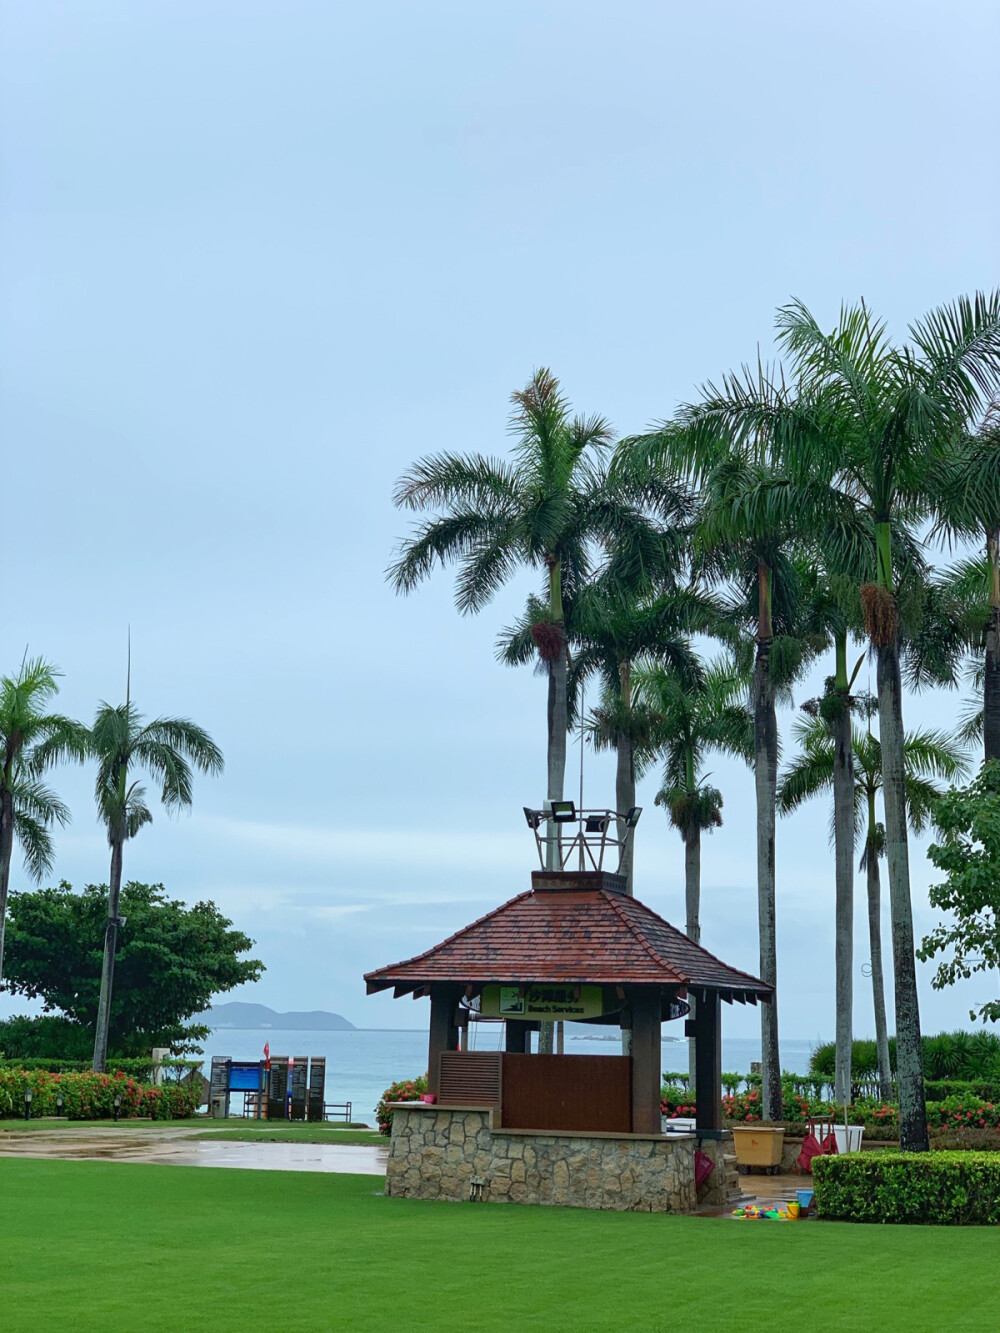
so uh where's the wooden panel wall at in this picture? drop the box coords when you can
[501,1055,632,1133]
[438,1050,503,1105]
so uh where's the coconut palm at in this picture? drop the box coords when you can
[89,699,224,1072]
[771,294,1000,1149]
[778,709,970,1100]
[662,294,1000,1147]
[636,658,753,1084]
[0,658,88,981]
[390,368,690,868]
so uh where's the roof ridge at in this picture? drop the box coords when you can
[364,889,533,981]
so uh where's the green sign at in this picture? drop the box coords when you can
[480,984,605,1021]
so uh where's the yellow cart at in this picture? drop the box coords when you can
[730,1126,785,1175]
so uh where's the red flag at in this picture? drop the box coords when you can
[263,1042,270,1070]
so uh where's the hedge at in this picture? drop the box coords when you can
[0,1057,202,1081]
[813,1151,1000,1225]
[0,1068,200,1120]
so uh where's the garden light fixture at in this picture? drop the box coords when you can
[55,1093,64,1117]
[23,1088,33,1121]
[113,1092,123,1122]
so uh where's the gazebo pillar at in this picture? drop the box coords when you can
[693,989,722,1133]
[629,987,661,1134]
[427,984,460,1099]
[504,1020,530,1053]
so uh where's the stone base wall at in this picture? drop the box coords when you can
[386,1105,697,1212]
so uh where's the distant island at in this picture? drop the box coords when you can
[202,1002,357,1031]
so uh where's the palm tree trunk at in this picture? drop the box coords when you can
[832,637,855,1106]
[544,558,568,873]
[865,821,893,1102]
[753,609,782,1122]
[985,527,1000,763]
[685,824,701,1090]
[616,659,635,893]
[92,838,125,1073]
[876,634,928,1150]
[0,786,15,983]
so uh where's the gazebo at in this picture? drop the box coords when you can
[365,811,772,1212]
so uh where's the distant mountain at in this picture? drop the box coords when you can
[203,1002,356,1031]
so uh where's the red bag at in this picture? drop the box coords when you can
[694,1150,715,1189]
[819,1132,839,1157]
[796,1132,823,1174]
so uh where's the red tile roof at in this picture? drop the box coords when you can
[365,873,771,1002]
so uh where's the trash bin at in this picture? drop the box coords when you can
[210,1094,227,1119]
[730,1126,785,1174]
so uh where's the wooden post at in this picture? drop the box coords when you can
[694,990,722,1133]
[629,987,661,1134]
[427,986,459,1098]
[505,1020,529,1053]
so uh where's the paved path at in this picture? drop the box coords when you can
[0,1127,389,1175]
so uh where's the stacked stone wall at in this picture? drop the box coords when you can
[386,1105,697,1212]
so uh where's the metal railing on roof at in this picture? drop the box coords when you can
[522,801,641,874]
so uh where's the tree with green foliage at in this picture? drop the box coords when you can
[919,762,1000,1024]
[0,657,88,982]
[2,881,262,1054]
[390,367,689,873]
[89,700,224,1071]
[780,709,969,1099]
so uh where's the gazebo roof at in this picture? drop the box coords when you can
[365,871,772,1005]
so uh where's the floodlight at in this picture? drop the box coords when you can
[625,806,643,828]
[550,800,576,823]
[585,815,609,833]
[523,807,543,830]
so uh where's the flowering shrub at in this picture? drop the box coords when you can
[0,1068,199,1120]
[375,1074,428,1136]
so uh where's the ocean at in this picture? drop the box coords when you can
[199,1026,820,1124]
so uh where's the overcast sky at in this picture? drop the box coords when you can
[1,2,998,1047]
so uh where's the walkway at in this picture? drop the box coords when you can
[0,1125,389,1175]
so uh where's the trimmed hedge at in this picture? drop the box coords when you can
[0,1057,201,1081]
[814,1151,1000,1226]
[0,1068,200,1120]
[925,1079,1000,1103]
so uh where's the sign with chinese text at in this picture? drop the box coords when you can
[480,984,605,1021]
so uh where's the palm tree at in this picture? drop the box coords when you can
[89,698,224,1072]
[390,368,689,868]
[771,293,1000,1149]
[0,657,88,981]
[778,709,970,1100]
[636,658,753,1083]
[674,455,831,1120]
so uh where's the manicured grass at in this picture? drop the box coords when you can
[1,1160,996,1331]
[193,1125,385,1145]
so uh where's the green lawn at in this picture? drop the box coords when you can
[1,1160,996,1331]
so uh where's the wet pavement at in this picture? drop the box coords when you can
[0,1127,389,1175]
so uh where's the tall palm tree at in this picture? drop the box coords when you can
[0,658,88,981]
[778,710,970,1100]
[390,368,689,868]
[678,456,832,1119]
[637,658,753,1084]
[89,698,223,1072]
[771,293,1000,1149]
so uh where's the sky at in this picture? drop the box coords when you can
[1,1,998,1050]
